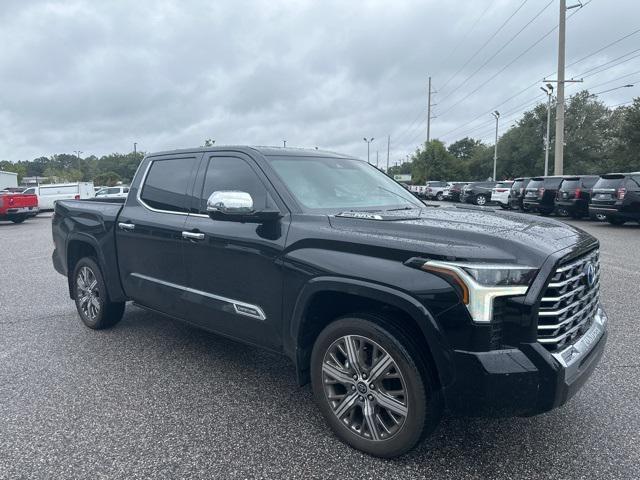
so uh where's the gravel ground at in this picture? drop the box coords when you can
[1,211,639,480]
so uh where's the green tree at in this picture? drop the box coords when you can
[94,171,122,186]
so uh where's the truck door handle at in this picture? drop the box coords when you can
[118,222,136,231]
[182,231,205,241]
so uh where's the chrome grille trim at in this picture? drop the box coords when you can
[537,249,600,352]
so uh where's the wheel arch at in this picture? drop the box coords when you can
[66,233,127,302]
[289,277,454,390]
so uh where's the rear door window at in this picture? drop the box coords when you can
[545,178,564,189]
[527,179,544,189]
[560,179,580,190]
[140,157,199,213]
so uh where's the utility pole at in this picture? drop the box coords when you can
[133,142,137,155]
[386,135,390,174]
[554,0,567,176]
[376,151,379,168]
[491,112,500,181]
[363,137,374,164]
[552,0,583,175]
[283,140,287,148]
[426,76,432,144]
[541,84,554,176]
[73,150,83,175]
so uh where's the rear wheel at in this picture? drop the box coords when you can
[475,194,487,206]
[72,257,125,329]
[10,215,27,224]
[436,192,444,201]
[311,316,441,458]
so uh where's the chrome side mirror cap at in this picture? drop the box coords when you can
[206,191,254,215]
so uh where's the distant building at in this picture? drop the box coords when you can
[22,176,61,185]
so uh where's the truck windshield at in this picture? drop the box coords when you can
[266,155,422,212]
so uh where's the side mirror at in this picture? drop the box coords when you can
[206,191,254,215]
[206,191,282,223]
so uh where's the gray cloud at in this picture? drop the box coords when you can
[1,0,639,165]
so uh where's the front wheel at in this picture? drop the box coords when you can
[311,316,441,458]
[435,192,444,201]
[475,194,487,206]
[72,257,125,329]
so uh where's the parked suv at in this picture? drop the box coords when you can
[490,181,513,209]
[523,176,565,215]
[589,172,640,225]
[424,181,448,201]
[444,182,468,202]
[509,177,531,210]
[555,176,599,219]
[460,181,497,206]
[51,146,607,458]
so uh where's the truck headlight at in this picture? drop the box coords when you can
[413,259,537,323]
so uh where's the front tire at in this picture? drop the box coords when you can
[72,257,125,329]
[475,194,487,206]
[436,192,444,201]
[311,315,440,458]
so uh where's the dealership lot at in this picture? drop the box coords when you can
[1,213,639,479]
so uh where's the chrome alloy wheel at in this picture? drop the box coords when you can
[321,335,408,441]
[476,195,487,206]
[76,266,100,320]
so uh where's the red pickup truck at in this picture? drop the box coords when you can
[0,191,39,223]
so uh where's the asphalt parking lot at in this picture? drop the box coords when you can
[1,211,639,480]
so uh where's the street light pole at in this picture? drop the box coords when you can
[133,142,137,155]
[541,84,554,176]
[283,140,287,148]
[492,111,500,181]
[363,137,374,164]
[73,150,83,176]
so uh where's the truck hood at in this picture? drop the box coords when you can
[327,205,596,267]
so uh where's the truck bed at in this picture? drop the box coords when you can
[51,199,126,301]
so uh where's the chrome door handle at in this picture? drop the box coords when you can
[118,222,135,231]
[182,231,205,241]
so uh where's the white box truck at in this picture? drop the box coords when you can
[0,171,19,190]
[21,182,95,210]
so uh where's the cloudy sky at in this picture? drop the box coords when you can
[1,0,639,165]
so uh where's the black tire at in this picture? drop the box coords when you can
[72,257,125,329]
[11,215,27,224]
[311,315,441,458]
[436,192,444,201]
[475,194,487,206]
[539,209,552,216]
[607,217,626,225]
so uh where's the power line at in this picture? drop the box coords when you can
[577,46,640,77]
[438,0,553,107]
[580,51,640,79]
[566,26,640,70]
[439,4,587,120]
[439,0,529,94]
[441,1,494,65]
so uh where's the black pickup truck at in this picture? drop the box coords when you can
[52,146,608,458]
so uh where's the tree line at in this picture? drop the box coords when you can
[389,92,640,183]
[0,152,145,186]
[2,93,639,186]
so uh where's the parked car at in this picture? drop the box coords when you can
[460,181,497,205]
[554,175,600,218]
[22,182,95,210]
[445,182,468,202]
[52,146,607,458]
[0,191,39,223]
[589,172,640,225]
[95,186,130,198]
[490,181,513,209]
[508,177,531,210]
[522,176,565,215]
[424,181,448,201]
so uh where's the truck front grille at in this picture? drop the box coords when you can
[537,249,600,352]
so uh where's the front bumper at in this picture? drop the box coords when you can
[444,306,608,416]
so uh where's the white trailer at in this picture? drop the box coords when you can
[21,182,95,210]
[0,171,19,190]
